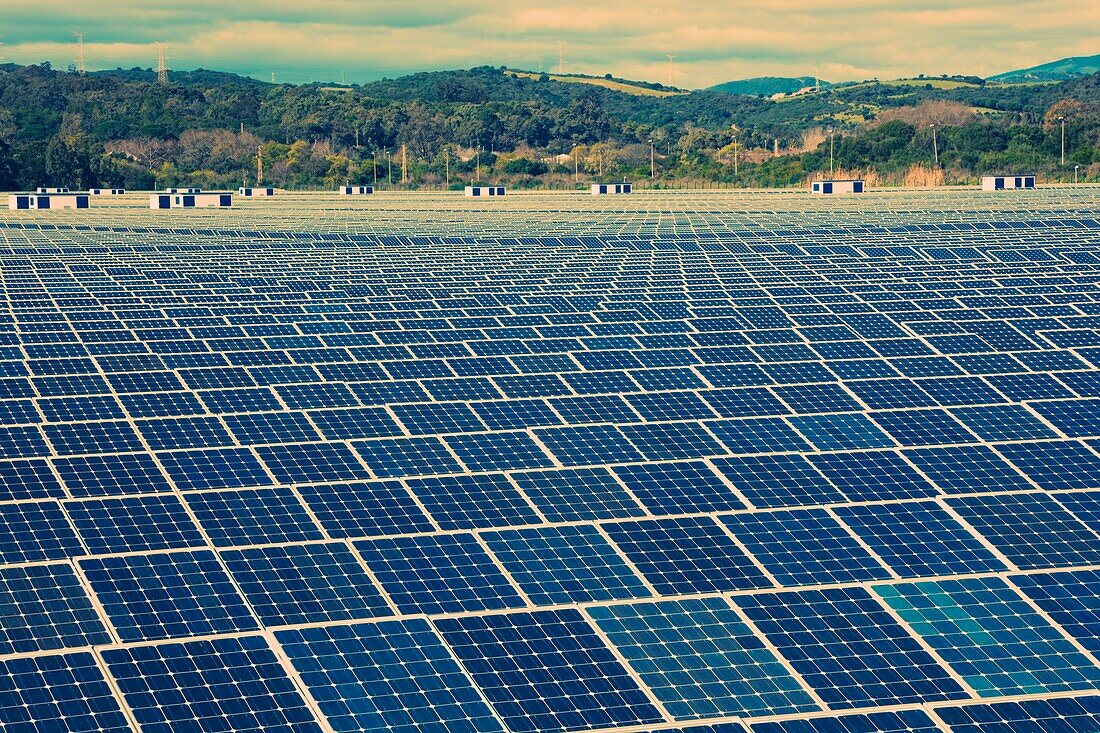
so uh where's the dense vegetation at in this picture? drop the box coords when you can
[0,61,1097,191]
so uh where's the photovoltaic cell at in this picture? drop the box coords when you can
[0,651,131,733]
[102,635,322,733]
[876,577,1100,696]
[433,609,664,733]
[588,596,818,719]
[79,549,260,642]
[356,532,526,614]
[483,524,651,604]
[276,619,505,733]
[220,541,392,625]
[734,587,968,709]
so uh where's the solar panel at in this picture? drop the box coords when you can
[587,596,819,719]
[275,619,505,733]
[433,609,664,733]
[4,189,1100,731]
[102,635,322,733]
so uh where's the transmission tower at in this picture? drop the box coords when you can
[558,41,566,74]
[667,54,675,87]
[155,42,168,84]
[74,33,86,76]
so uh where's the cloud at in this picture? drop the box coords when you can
[0,0,1095,86]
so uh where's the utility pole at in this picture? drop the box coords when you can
[355,128,360,149]
[649,139,655,179]
[476,145,481,183]
[1075,165,1080,184]
[401,144,408,184]
[445,147,450,185]
[930,123,939,168]
[74,33,86,76]
[155,42,168,84]
[574,149,579,183]
[387,148,392,184]
[372,152,378,183]
[1059,116,1066,165]
[828,128,835,177]
[256,145,263,184]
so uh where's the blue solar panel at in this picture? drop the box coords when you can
[749,709,941,733]
[5,193,1100,731]
[221,541,392,625]
[932,694,1100,733]
[356,532,525,614]
[612,460,745,514]
[276,619,505,733]
[947,493,1100,569]
[433,609,664,733]
[483,524,650,604]
[834,501,1006,578]
[876,577,1100,696]
[588,596,818,719]
[0,500,83,563]
[0,563,111,655]
[79,549,260,642]
[603,516,772,594]
[0,652,131,733]
[102,635,322,733]
[735,587,967,708]
[65,494,205,553]
[722,508,891,585]
[1011,570,1100,654]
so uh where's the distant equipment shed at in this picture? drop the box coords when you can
[240,187,275,197]
[591,183,633,195]
[90,188,126,195]
[982,175,1036,191]
[8,193,89,210]
[465,186,506,197]
[150,192,233,209]
[339,186,373,195]
[811,180,865,194]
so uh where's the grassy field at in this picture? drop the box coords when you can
[505,70,684,97]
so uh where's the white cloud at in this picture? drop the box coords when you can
[0,0,1095,86]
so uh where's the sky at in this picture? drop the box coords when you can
[0,0,1096,87]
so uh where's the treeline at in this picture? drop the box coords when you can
[0,62,1098,191]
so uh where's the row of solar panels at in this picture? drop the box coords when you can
[2,561,1099,731]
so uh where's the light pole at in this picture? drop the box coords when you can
[1059,116,1066,166]
[930,124,939,168]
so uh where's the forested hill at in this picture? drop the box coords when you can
[0,62,1097,190]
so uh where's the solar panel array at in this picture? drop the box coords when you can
[1,188,1099,732]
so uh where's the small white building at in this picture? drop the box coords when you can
[591,183,632,195]
[150,192,233,209]
[339,185,373,195]
[90,188,126,195]
[810,179,865,194]
[982,175,1036,191]
[465,186,506,197]
[9,193,89,210]
[164,187,201,194]
[36,187,69,194]
[239,187,275,197]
